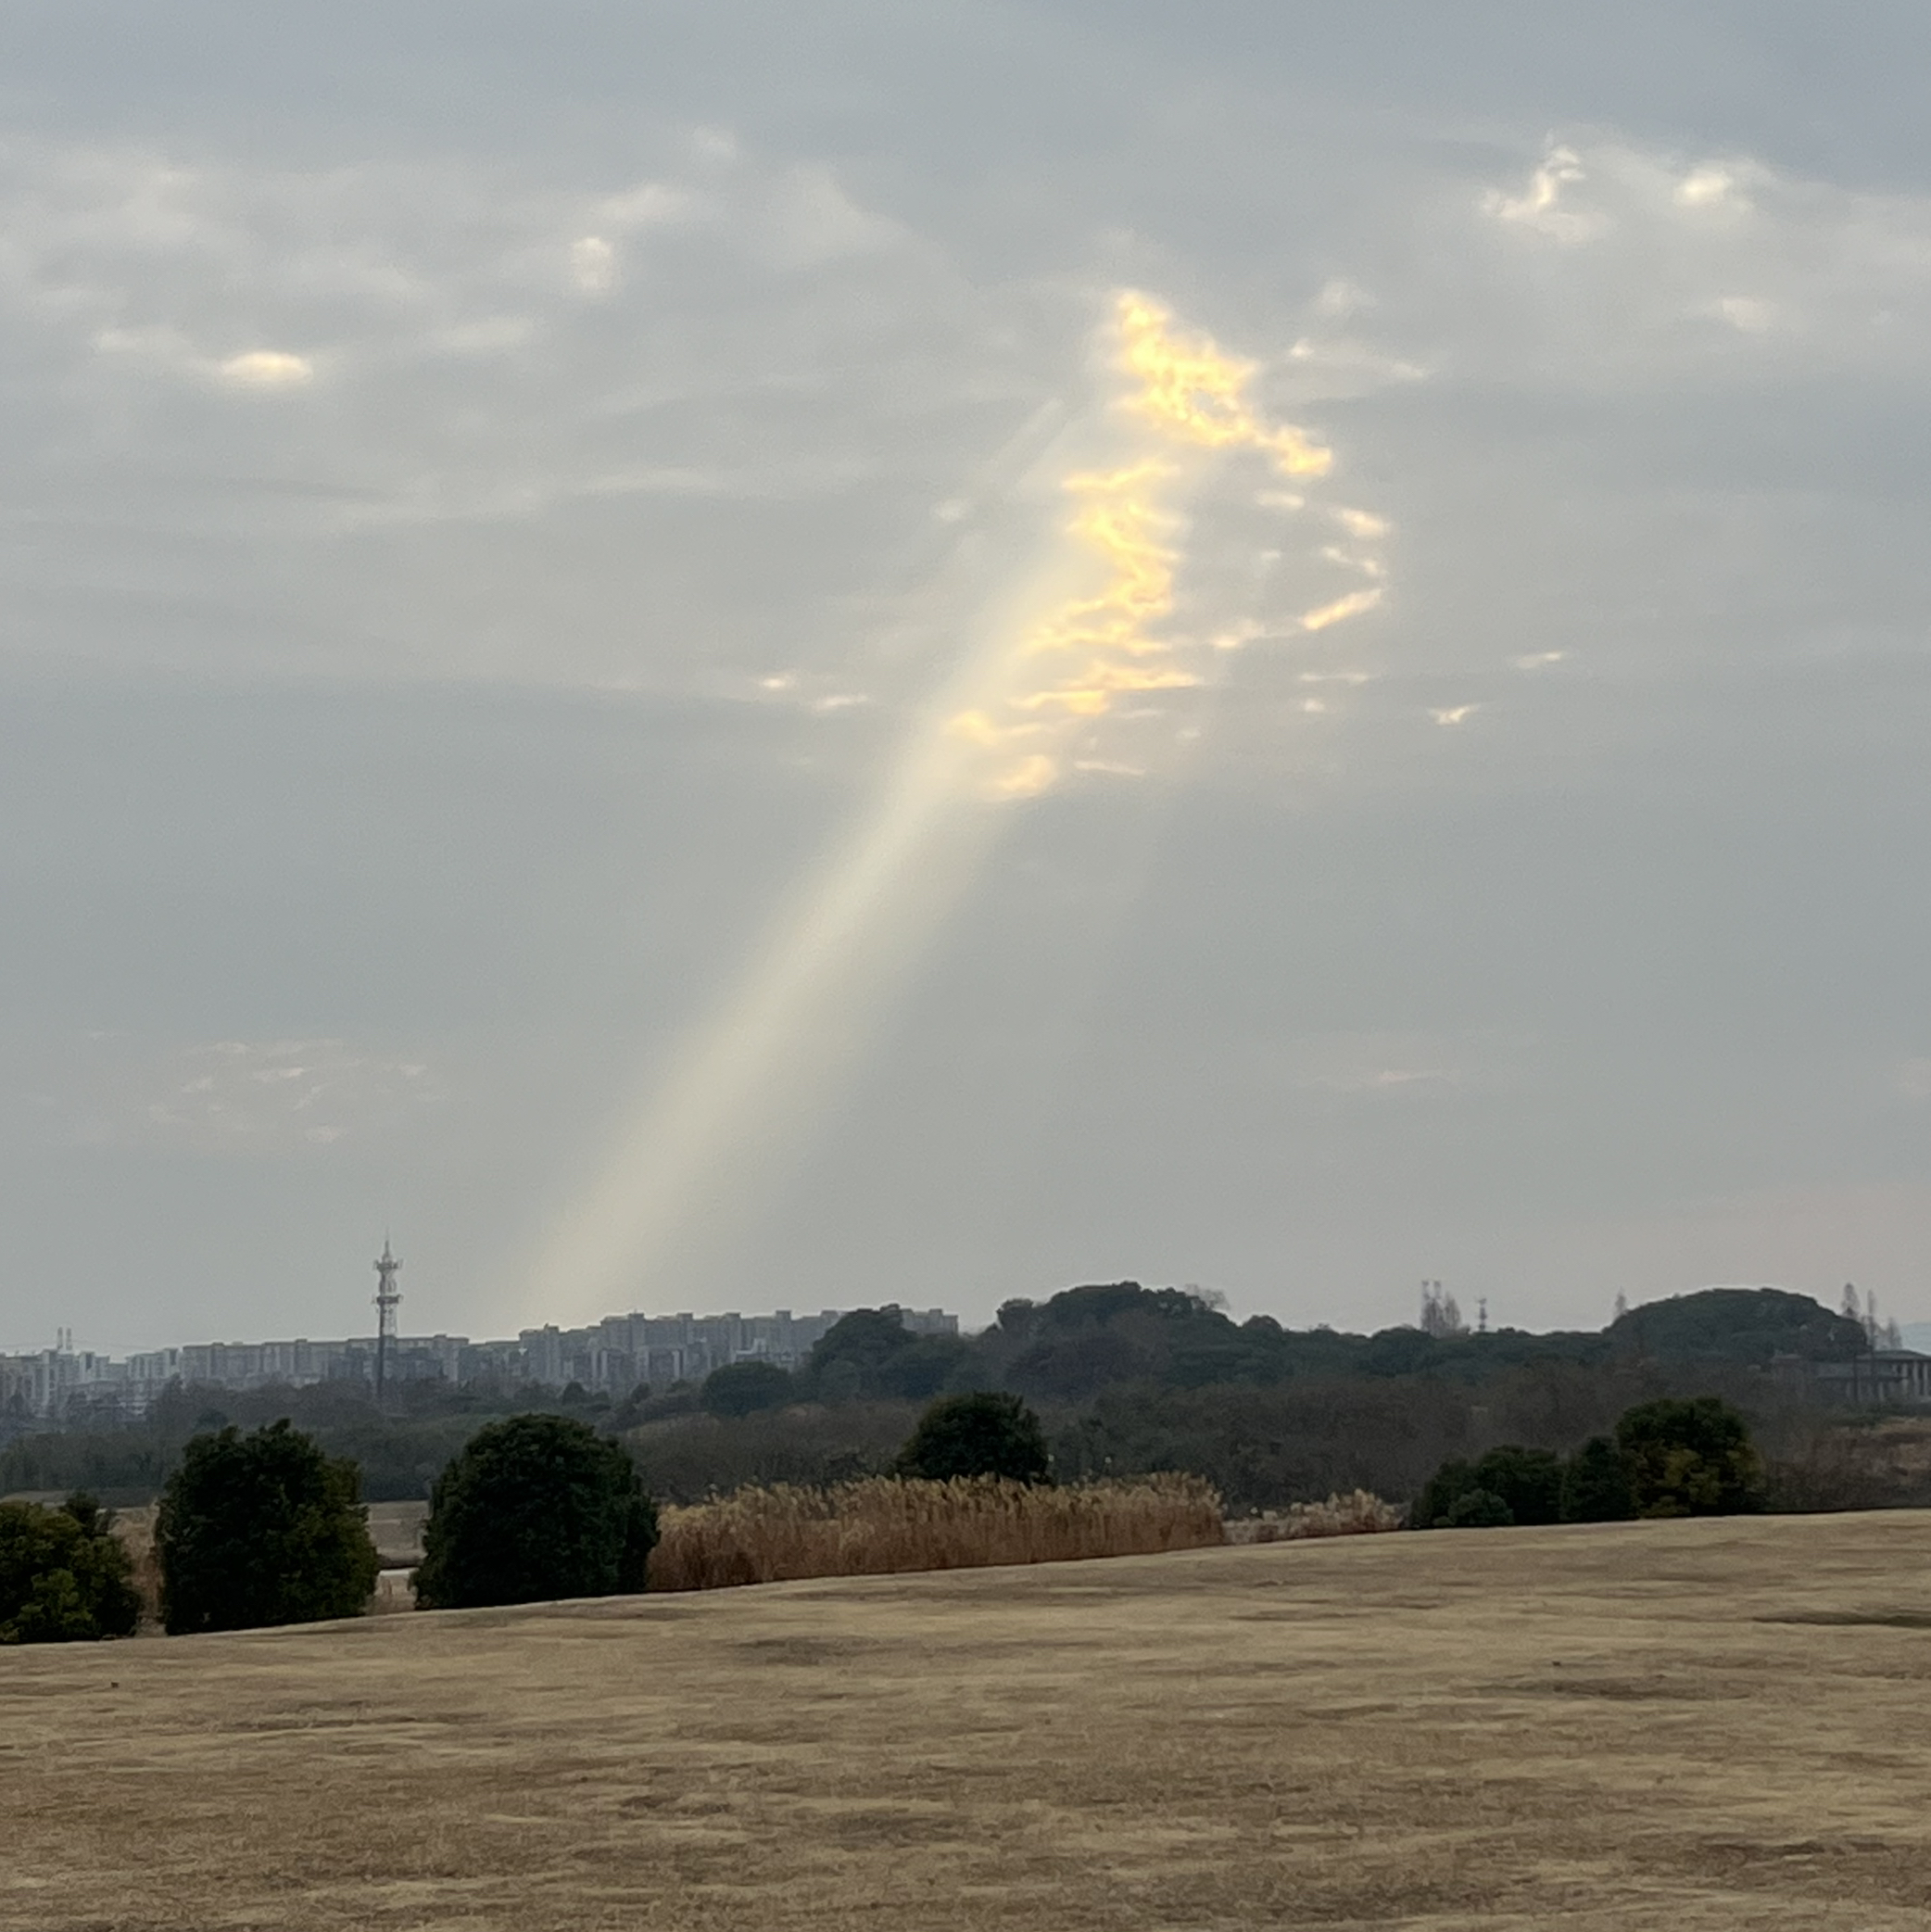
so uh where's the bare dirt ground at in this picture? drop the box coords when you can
[4,1511,1929,1930]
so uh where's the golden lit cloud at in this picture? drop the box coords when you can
[218,349,314,388]
[953,293,1362,796]
[1299,587,1383,632]
[1116,294,1332,476]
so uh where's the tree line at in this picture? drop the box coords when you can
[3,1283,1906,1522]
[1,1391,1051,1643]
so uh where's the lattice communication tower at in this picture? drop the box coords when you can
[373,1238,402,1404]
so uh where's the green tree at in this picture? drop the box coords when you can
[805,1307,917,1397]
[1560,1434,1634,1522]
[413,1413,659,1610]
[896,1392,1052,1484]
[1412,1445,1561,1528]
[157,1421,379,1635]
[1467,1446,1564,1525]
[700,1360,794,1419]
[1615,1396,1764,1517]
[0,1494,142,1644]
[1410,1458,1475,1529]
[1443,1487,1513,1528]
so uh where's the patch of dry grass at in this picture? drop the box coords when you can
[648,1473,1222,1591]
[6,1515,1931,1930]
[1222,1486,1403,1542]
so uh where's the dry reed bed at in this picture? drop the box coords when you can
[1222,1487,1404,1543]
[647,1473,1223,1592]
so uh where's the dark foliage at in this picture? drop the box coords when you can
[801,1307,974,1402]
[1607,1287,1866,1365]
[1615,1395,1765,1517]
[1560,1435,1634,1522]
[5,1282,1867,1525]
[896,1392,1052,1484]
[1413,1445,1564,1528]
[0,1376,599,1506]
[1410,1458,1479,1530]
[700,1360,794,1419]
[157,1421,379,1635]
[1470,1446,1565,1525]
[413,1413,658,1610]
[1443,1487,1513,1528]
[623,1400,919,1503]
[0,1494,141,1643]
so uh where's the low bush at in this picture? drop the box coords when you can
[413,1413,658,1610]
[157,1421,379,1635]
[648,1473,1221,1592]
[0,1494,142,1643]
[896,1391,1051,1484]
[1415,1397,1766,1528]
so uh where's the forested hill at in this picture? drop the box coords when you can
[1,1282,1877,1510]
[794,1282,1871,1406]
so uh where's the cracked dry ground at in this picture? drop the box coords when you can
[4,1513,1929,1930]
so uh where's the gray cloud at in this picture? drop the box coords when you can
[6,4,1931,1350]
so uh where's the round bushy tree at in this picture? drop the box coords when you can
[1560,1435,1635,1522]
[0,1494,141,1644]
[1468,1446,1564,1526]
[1443,1487,1513,1528]
[1413,1446,1561,1529]
[700,1359,794,1419]
[896,1391,1051,1484]
[1615,1396,1764,1517]
[158,1421,379,1635]
[412,1413,659,1610]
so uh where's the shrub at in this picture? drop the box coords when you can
[1561,1434,1634,1522]
[412,1413,658,1610]
[1466,1446,1564,1525]
[700,1360,794,1419]
[1443,1486,1513,1528]
[1412,1445,1561,1528]
[157,1421,379,1635]
[896,1391,1051,1484]
[1615,1396,1764,1517]
[0,1494,142,1643]
[650,1473,1221,1591]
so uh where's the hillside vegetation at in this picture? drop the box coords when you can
[1,1283,1902,1514]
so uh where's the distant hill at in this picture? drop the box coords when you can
[1606,1287,1866,1365]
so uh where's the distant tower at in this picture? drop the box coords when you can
[373,1239,402,1404]
[1476,1296,1489,1334]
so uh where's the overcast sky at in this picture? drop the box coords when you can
[6,2,1931,1353]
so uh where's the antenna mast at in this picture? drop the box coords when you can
[373,1239,402,1405]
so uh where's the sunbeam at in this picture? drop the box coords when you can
[524,292,1385,1317]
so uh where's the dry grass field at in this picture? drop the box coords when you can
[5,1512,1930,1931]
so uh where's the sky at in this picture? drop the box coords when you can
[5,1,1931,1353]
